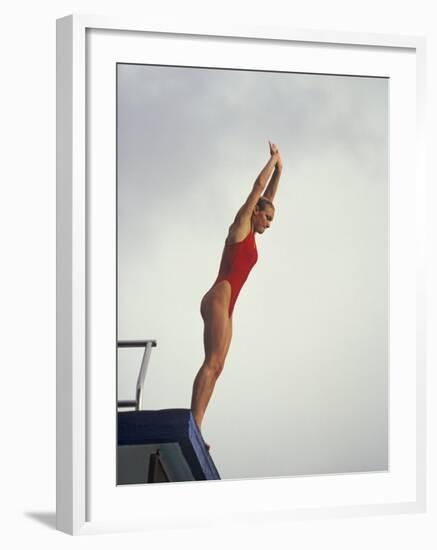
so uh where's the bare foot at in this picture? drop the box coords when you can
[200,434,210,451]
[194,419,210,451]
[199,432,210,451]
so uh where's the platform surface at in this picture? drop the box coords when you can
[117,408,220,483]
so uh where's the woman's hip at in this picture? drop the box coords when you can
[200,280,232,319]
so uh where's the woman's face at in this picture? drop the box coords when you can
[252,205,275,234]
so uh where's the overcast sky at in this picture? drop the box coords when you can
[117,63,388,481]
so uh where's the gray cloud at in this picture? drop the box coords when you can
[117,63,388,480]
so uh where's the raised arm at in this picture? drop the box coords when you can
[235,142,281,223]
[263,142,282,202]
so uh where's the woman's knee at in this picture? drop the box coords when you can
[205,354,225,378]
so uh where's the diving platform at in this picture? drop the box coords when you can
[117,409,220,484]
[117,338,220,484]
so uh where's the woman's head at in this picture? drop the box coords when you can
[252,196,275,234]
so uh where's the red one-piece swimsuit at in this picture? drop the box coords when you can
[212,230,258,317]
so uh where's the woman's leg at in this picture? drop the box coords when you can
[191,285,233,431]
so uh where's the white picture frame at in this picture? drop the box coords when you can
[56,14,427,535]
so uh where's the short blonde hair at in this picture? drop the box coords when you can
[256,196,275,211]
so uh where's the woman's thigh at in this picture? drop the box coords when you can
[202,284,232,362]
[223,316,232,361]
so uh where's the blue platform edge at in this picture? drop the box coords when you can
[117,409,220,481]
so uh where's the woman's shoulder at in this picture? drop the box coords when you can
[226,220,252,245]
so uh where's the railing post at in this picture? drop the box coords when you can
[135,341,154,410]
[117,340,157,410]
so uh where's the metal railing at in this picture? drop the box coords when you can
[117,339,157,411]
